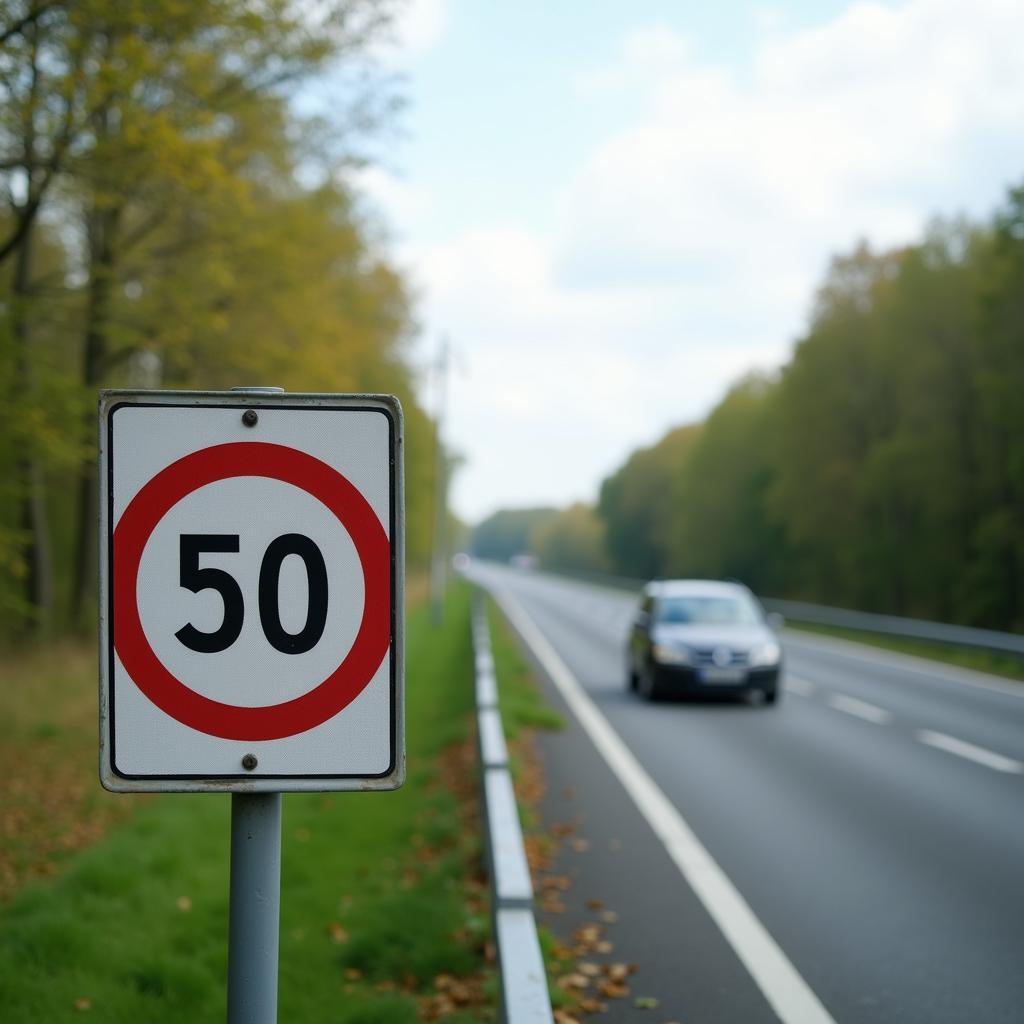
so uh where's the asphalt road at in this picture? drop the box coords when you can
[467,563,1024,1024]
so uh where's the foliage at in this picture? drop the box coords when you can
[597,424,700,578]
[470,506,558,563]
[527,184,1024,632]
[668,373,786,592]
[0,0,437,639]
[530,503,608,577]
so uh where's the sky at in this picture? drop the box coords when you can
[352,0,1024,524]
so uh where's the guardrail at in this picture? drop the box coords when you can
[505,563,1023,660]
[761,598,1024,659]
[472,592,554,1024]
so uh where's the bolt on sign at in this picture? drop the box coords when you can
[98,391,404,793]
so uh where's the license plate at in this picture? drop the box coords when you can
[701,667,745,684]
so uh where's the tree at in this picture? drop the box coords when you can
[0,1,437,638]
[597,424,700,578]
[971,185,1024,628]
[471,507,558,563]
[669,373,789,593]
[531,503,608,576]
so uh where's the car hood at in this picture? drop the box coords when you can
[652,623,775,650]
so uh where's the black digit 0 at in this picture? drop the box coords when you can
[175,535,244,653]
[258,533,329,654]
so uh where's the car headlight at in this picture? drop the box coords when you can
[749,641,781,667]
[652,642,692,666]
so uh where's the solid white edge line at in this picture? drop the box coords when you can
[915,730,1024,774]
[827,694,893,725]
[492,586,838,1024]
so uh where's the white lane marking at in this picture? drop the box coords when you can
[782,630,1024,701]
[915,730,1024,775]
[827,694,893,725]
[784,675,816,698]
[493,587,838,1024]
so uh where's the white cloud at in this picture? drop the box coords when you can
[558,0,1024,297]
[352,166,431,226]
[572,25,693,97]
[393,0,446,55]
[400,0,1024,521]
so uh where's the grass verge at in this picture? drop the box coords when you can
[787,621,1024,682]
[0,581,492,1023]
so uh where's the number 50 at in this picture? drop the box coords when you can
[175,534,329,655]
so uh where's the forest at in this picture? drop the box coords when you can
[0,0,440,641]
[474,186,1024,633]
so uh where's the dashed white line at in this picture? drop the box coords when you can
[784,675,816,698]
[827,694,893,725]
[493,586,838,1024]
[915,730,1024,775]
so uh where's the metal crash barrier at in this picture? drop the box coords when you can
[472,594,555,1024]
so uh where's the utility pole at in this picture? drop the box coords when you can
[430,338,450,625]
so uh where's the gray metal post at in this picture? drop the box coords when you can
[227,792,282,1024]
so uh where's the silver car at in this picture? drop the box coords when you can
[627,579,783,703]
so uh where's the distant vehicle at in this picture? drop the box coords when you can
[627,579,783,704]
[510,553,537,571]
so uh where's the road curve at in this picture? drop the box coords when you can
[468,563,1024,1024]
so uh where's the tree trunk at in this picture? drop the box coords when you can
[71,204,120,629]
[9,26,54,635]
[11,226,54,634]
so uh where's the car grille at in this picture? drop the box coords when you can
[691,647,748,667]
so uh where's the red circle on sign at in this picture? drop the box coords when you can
[113,442,391,740]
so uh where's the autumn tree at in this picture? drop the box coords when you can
[0,0,437,638]
[597,424,700,578]
[668,374,788,592]
[531,503,608,576]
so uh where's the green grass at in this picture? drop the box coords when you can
[788,621,1024,682]
[0,581,492,1023]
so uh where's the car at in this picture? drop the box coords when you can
[627,579,783,704]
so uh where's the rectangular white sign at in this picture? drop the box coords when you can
[99,390,404,792]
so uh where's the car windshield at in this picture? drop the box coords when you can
[655,594,761,626]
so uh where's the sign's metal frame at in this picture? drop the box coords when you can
[98,389,405,794]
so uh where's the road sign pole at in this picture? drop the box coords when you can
[227,792,282,1024]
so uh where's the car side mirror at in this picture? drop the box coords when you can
[766,611,785,631]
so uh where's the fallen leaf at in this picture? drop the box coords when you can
[600,910,619,924]
[605,963,631,982]
[343,968,363,981]
[634,996,660,1009]
[556,973,591,991]
[543,874,573,892]
[327,922,349,944]
[569,838,590,852]
[176,896,192,912]
[598,980,630,999]
[577,962,601,977]
[74,998,91,1012]
[586,897,604,910]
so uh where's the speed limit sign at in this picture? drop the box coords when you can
[98,390,404,792]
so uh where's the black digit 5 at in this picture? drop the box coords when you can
[175,535,244,653]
